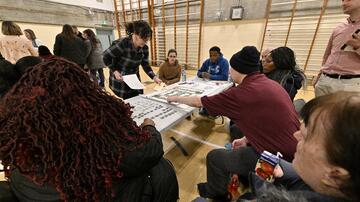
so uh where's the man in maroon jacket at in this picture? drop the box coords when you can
[167,46,299,200]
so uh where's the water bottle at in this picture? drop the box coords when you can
[181,64,186,82]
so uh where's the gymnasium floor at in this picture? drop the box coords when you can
[0,68,315,201]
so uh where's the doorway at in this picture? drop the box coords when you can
[96,29,115,50]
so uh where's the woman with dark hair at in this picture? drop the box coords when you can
[158,49,181,85]
[38,45,54,61]
[24,29,43,49]
[83,29,106,87]
[53,24,90,67]
[0,21,37,64]
[262,46,306,101]
[103,20,162,99]
[244,91,360,202]
[0,58,178,202]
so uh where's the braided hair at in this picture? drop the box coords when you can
[0,58,150,201]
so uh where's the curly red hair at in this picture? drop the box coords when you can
[0,58,150,201]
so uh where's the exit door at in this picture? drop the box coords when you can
[96,29,115,50]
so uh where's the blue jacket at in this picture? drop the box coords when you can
[197,55,229,81]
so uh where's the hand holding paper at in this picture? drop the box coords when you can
[113,70,123,81]
[122,74,145,89]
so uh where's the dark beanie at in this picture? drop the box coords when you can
[230,46,260,74]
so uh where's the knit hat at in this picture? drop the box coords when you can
[230,46,260,74]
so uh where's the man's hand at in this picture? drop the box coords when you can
[153,76,162,84]
[232,137,248,149]
[113,70,123,81]
[312,72,322,88]
[345,32,360,50]
[201,72,211,79]
[140,118,155,129]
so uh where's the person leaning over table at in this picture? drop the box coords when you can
[0,58,179,202]
[168,46,299,201]
[103,20,161,99]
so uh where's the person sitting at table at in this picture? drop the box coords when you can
[168,46,299,201]
[158,49,181,85]
[229,46,306,141]
[197,46,229,81]
[197,46,230,116]
[262,46,306,101]
[244,91,360,202]
[0,58,179,202]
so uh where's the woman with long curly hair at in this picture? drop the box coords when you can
[0,58,178,201]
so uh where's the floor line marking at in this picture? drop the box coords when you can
[170,129,223,149]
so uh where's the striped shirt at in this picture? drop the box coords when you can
[103,37,155,99]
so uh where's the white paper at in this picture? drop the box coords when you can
[154,82,166,91]
[122,74,145,89]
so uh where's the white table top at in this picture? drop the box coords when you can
[126,77,233,132]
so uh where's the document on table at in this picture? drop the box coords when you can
[122,74,145,89]
[154,82,166,91]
